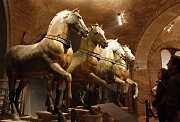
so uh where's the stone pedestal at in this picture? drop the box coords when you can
[98,103,137,122]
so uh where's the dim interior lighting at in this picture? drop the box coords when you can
[167,24,173,32]
[117,12,126,26]
[117,13,123,25]
[164,21,174,32]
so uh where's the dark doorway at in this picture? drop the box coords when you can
[0,0,7,78]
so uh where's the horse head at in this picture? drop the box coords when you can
[107,39,125,58]
[88,23,108,48]
[122,45,135,62]
[66,8,89,37]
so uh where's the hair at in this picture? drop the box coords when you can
[171,55,180,71]
[160,68,169,80]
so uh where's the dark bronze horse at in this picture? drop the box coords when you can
[4,8,88,121]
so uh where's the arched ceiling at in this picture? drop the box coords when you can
[5,0,180,53]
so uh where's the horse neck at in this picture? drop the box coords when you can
[114,52,126,64]
[79,35,97,52]
[47,19,69,40]
[103,47,114,59]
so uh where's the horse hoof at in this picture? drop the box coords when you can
[52,110,58,115]
[62,100,70,109]
[115,101,123,107]
[47,107,54,113]
[12,113,21,121]
[87,106,98,115]
[58,115,67,122]
[60,104,69,113]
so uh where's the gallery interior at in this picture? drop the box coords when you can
[0,0,180,121]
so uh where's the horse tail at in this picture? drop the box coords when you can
[4,50,14,75]
[4,52,10,73]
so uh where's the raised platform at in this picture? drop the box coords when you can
[98,103,137,122]
[0,103,137,122]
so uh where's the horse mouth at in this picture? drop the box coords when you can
[78,29,89,37]
[100,41,108,49]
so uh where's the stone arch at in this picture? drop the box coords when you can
[134,3,180,114]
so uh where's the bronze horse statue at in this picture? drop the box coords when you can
[109,44,138,106]
[46,24,108,114]
[113,45,138,102]
[86,40,138,107]
[66,24,108,113]
[4,8,88,121]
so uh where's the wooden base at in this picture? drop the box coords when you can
[0,103,136,122]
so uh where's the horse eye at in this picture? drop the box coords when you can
[78,16,82,19]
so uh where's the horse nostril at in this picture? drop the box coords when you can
[85,30,89,35]
[104,42,108,46]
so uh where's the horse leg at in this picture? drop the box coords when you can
[54,79,65,113]
[126,78,138,99]
[15,77,29,115]
[113,76,126,106]
[46,75,55,112]
[43,55,72,108]
[7,71,20,120]
[100,85,107,104]
[86,83,98,115]
[57,108,67,122]
[77,83,88,109]
[115,83,123,107]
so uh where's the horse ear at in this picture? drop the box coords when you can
[72,8,80,13]
[125,44,129,48]
[95,22,99,26]
[100,24,103,28]
[89,24,93,30]
[115,38,118,41]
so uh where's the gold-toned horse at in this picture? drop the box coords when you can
[91,39,126,103]
[87,40,138,106]
[66,24,108,113]
[4,8,88,121]
[113,45,138,106]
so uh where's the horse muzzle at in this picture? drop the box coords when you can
[78,29,89,37]
[100,41,108,49]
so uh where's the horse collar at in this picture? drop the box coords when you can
[115,62,128,69]
[45,35,72,48]
[79,49,101,60]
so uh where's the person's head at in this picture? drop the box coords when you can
[167,55,180,75]
[157,68,169,80]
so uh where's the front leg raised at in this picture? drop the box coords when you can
[88,73,107,86]
[42,54,72,111]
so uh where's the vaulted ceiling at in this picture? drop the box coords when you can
[1,0,180,114]
[5,0,180,53]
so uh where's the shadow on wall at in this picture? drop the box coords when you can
[0,0,7,79]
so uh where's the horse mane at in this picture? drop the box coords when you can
[107,39,118,47]
[49,10,71,27]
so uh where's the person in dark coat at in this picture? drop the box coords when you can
[166,55,180,122]
[152,68,169,122]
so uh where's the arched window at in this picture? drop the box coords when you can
[161,49,180,69]
[161,49,171,69]
[175,51,180,56]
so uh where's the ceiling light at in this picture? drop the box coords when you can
[117,12,127,26]
[164,21,174,32]
[117,13,123,25]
